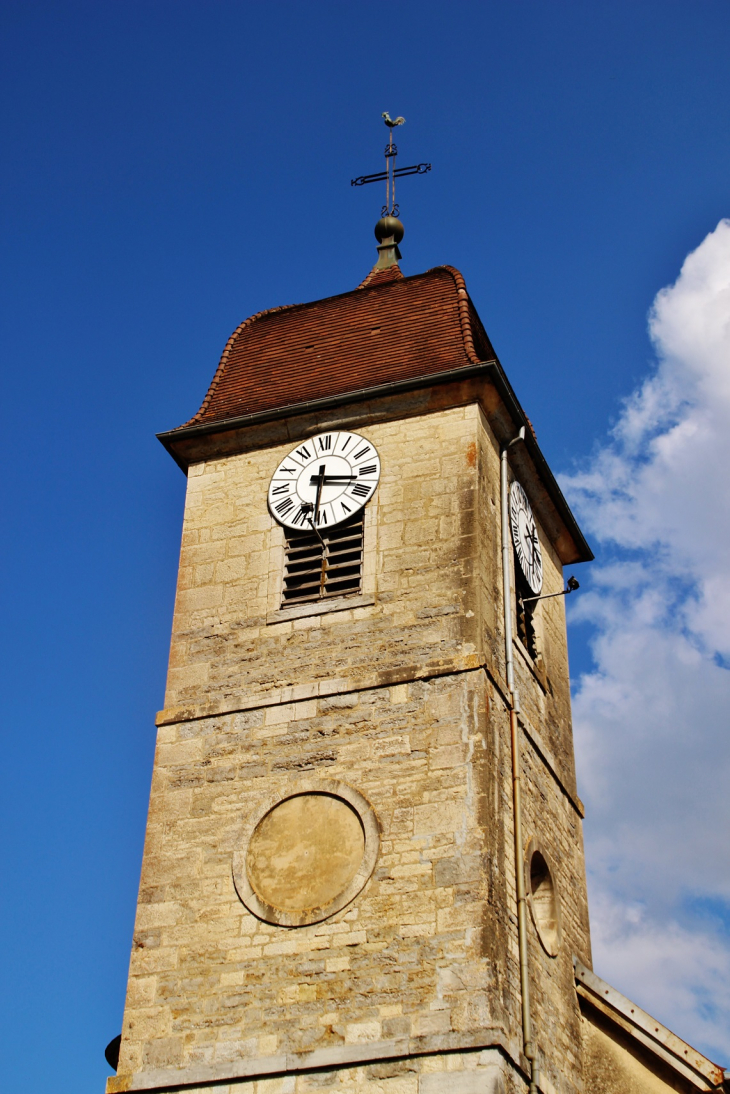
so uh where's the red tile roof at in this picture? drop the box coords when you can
[179,264,496,430]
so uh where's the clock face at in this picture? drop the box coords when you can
[509,481,543,595]
[268,430,381,531]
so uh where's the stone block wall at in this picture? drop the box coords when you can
[163,407,483,720]
[115,673,510,1083]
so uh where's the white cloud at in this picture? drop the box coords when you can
[562,219,730,1062]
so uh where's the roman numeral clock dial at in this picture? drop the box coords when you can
[267,431,381,530]
[509,481,543,595]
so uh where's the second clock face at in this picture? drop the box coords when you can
[509,480,543,595]
[268,430,381,530]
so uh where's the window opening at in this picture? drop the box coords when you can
[515,572,539,661]
[282,513,364,606]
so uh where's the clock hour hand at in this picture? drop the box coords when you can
[313,465,326,525]
[525,525,538,563]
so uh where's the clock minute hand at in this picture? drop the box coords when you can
[309,474,357,483]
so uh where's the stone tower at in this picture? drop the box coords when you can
[107,242,597,1094]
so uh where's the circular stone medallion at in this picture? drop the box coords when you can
[233,781,380,927]
[248,794,364,911]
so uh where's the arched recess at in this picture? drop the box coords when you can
[525,838,562,957]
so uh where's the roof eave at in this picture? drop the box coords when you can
[157,360,593,564]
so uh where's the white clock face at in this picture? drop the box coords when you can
[509,481,543,595]
[268,430,381,531]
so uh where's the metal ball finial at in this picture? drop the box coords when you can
[374,216,404,244]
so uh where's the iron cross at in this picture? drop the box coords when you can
[351,112,431,217]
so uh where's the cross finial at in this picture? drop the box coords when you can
[381,112,406,216]
[350,113,431,220]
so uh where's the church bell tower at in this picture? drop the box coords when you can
[107,185,597,1094]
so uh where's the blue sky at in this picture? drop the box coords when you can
[1,2,729,1090]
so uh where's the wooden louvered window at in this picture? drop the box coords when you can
[282,514,364,606]
[516,574,539,661]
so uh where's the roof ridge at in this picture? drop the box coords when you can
[182,303,301,427]
[428,265,481,365]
